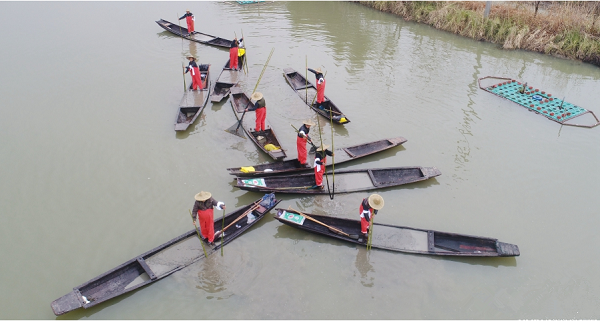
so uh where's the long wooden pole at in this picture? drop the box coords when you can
[305,56,308,104]
[241,29,248,75]
[367,215,375,250]
[288,207,358,239]
[182,63,187,92]
[189,209,209,257]
[215,203,260,237]
[220,208,226,256]
[329,108,335,199]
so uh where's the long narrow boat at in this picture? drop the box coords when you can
[235,166,441,194]
[227,137,408,177]
[282,67,350,124]
[51,194,281,316]
[210,57,246,103]
[230,86,287,161]
[175,64,211,131]
[274,209,520,257]
[155,19,231,48]
[478,76,600,128]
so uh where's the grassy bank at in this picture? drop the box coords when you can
[359,1,600,67]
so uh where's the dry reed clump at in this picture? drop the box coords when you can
[359,1,600,66]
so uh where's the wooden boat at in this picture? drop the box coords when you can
[235,166,441,194]
[155,19,231,48]
[210,57,246,103]
[478,76,600,128]
[175,64,211,131]
[230,86,287,161]
[227,137,408,177]
[282,67,350,124]
[274,209,520,257]
[50,194,281,316]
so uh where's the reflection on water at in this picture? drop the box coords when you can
[354,248,374,287]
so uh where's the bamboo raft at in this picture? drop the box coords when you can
[479,76,600,128]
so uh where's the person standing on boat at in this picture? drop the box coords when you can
[179,10,195,34]
[245,92,266,132]
[192,191,225,245]
[185,56,202,91]
[307,67,326,109]
[359,194,384,241]
[314,144,333,189]
[296,119,315,167]
[237,38,246,70]
[229,37,243,71]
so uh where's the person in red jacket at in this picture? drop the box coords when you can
[185,56,203,91]
[229,38,243,71]
[313,144,334,189]
[179,10,195,34]
[245,92,266,132]
[359,194,384,241]
[192,191,226,245]
[308,67,326,109]
[296,119,315,167]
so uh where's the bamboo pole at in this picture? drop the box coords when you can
[182,63,187,92]
[220,208,226,256]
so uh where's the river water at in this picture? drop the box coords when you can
[1,1,599,319]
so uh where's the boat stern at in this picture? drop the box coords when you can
[51,290,83,316]
[496,241,520,257]
[423,167,442,178]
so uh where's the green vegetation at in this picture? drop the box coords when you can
[360,1,600,66]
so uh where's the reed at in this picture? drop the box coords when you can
[359,1,600,66]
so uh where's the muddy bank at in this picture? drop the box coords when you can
[359,1,600,67]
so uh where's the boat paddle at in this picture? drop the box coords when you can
[189,209,209,257]
[288,207,359,240]
[220,208,226,256]
[290,124,317,153]
[181,62,187,92]
[241,29,248,75]
[214,202,261,238]
[225,47,274,137]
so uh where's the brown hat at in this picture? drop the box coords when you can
[187,55,195,60]
[316,144,329,152]
[368,194,384,210]
[302,119,316,127]
[186,9,190,12]
[316,67,322,73]
[194,191,211,201]
[251,92,263,101]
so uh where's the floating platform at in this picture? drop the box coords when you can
[478,76,599,128]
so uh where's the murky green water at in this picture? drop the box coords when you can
[1,1,599,319]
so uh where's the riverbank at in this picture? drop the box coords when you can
[359,1,600,67]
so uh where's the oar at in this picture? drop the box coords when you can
[220,208,226,256]
[314,108,332,196]
[225,48,274,137]
[328,108,335,200]
[291,124,317,153]
[305,56,308,104]
[288,207,358,239]
[214,202,261,238]
[240,183,317,190]
[189,209,209,257]
[181,62,187,92]
[241,29,248,75]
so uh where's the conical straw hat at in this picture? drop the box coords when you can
[368,194,384,210]
[195,191,211,201]
[251,92,263,101]
[302,119,316,126]
[316,144,329,152]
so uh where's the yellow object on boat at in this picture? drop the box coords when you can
[264,144,280,151]
[340,117,347,123]
[240,166,255,173]
[238,48,246,57]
